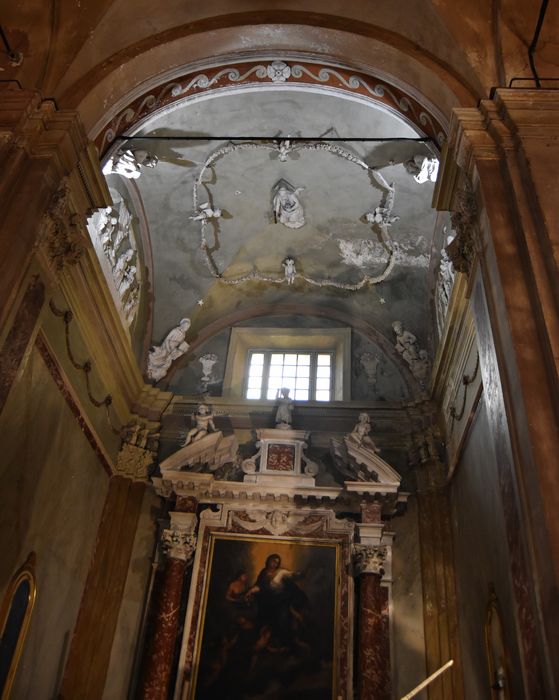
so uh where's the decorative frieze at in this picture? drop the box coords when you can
[229,509,336,537]
[86,195,141,326]
[97,61,446,157]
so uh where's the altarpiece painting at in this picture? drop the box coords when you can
[178,509,353,700]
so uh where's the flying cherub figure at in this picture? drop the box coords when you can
[190,202,222,223]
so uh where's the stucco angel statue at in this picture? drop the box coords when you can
[181,403,217,446]
[147,318,191,382]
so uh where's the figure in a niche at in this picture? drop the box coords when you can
[273,181,305,229]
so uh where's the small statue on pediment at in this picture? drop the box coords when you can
[181,403,217,446]
[347,413,381,454]
[275,387,294,428]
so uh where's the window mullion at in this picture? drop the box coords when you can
[262,352,271,400]
[310,353,317,400]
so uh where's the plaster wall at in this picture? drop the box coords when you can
[391,496,427,699]
[450,396,523,699]
[0,345,109,699]
[103,487,160,699]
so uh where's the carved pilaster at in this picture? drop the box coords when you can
[447,176,479,275]
[353,544,387,576]
[38,181,85,272]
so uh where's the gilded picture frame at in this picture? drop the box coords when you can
[0,553,37,700]
[188,531,343,700]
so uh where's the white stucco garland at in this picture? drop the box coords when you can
[192,139,399,290]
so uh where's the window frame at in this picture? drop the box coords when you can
[244,349,334,401]
[223,327,350,401]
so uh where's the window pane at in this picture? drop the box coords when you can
[284,354,297,365]
[316,366,331,378]
[248,377,263,389]
[246,388,261,399]
[296,365,310,378]
[268,377,282,390]
[282,367,296,378]
[295,390,309,400]
[250,353,264,365]
[316,377,331,391]
[297,354,311,365]
[296,378,309,390]
[315,390,330,401]
[249,369,263,381]
[317,354,331,365]
[269,365,283,377]
[266,387,277,400]
[270,354,284,365]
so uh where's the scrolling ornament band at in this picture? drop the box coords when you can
[96,60,446,156]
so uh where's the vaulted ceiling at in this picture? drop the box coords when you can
[98,70,450,399]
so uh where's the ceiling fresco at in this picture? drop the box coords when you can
[99,84,449,396]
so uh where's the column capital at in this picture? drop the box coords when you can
[353,544,387,576]
[161,530,197,564]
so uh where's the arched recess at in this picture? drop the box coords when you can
[55,14,482,137]
[161,302,420,394]
[94,58,449,160]
[93,63,447,388]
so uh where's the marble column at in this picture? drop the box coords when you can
[354,545,390,700]
[139,517,196,700]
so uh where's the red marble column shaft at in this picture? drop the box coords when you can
[139,556,187,700]
[358,573,390,700]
